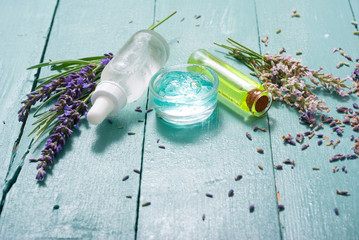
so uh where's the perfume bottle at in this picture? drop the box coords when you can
[188,49,272,117]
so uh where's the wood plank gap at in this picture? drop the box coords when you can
[0,0,60,217]
[348,0,359,31]
[254,0,283,239]
[134,1,157,238]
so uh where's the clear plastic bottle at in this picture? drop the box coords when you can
[188,49,272,117]
[87,30,169,124]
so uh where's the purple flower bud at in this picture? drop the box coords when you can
[301,143,309,150]
[318,140,323,145]
[249,204,255,212]
[278,204,285,211]
[246,132,252,140]
[353,103,359,109]
[343,117,350,124]
[336,106,348,113]
[274,164,283,169]
[334,207,339,215]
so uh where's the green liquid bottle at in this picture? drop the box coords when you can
[188,49,272,117]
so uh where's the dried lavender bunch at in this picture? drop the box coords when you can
[215,38,351,125]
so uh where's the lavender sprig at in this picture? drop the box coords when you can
[23,58,112,181]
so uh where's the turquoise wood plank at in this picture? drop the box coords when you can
[0,0,154,238]
[0,0,57,184]
[137,1,281,239]
[255,0,359,239]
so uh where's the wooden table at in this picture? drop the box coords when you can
[0,0,358,239]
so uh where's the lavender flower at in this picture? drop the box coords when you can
[299,111,316,127]
[21,54,114,181]
[30,73,92,180]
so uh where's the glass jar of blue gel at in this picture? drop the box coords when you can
[149,64,219,125]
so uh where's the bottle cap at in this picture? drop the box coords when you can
[87,81,127,125]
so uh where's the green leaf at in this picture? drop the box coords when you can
[33,90,65,117]
[27,59,93,70]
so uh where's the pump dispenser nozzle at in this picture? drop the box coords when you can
[87,81,127,125]
[87,96,114,125]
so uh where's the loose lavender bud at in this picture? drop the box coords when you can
[353,103,359,109]
[314,123,323,131]
[142,202,151,207]
[156,138,160,143]
[258,127,267,132]
[234,175,243,181]
[274,164,283,170]
[349,108,353,114]
[246,132,252,140]
[133,169,141,174]
[126,195,132,199]
[249,204,255,212]
[296,133,304,143]
[253,125,259,131]
[278,204,285,211]
[145,108,154,114]
[321,115,334,123]
[336,106,348,113]
[128,132,136,135]
[304,131,312,136]
[283,158,295,165]
[312,167,320,171]
[107,119,113,124]
[256,148,264,153]
[317,134,323,138]
[202,214,205,221]
[335,128,343,136]
[158,145,166,149]
[122,175,129,181]
[228,189,234,197]
[299,111,316,127]
[282,134,295,145]
[343,117,350,124]
[353,126,359,132]
[336,190,349,196]
[301,143,309,150]
[350,135,354,141]
[205,193,213,198]
[329,121,337,127]
[334,208,339,215]
[318,140,323,145]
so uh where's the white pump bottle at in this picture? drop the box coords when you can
[87,30,169,125]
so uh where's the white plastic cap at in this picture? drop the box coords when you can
[87,81,127,125]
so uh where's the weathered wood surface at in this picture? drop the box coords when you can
[0,0,358,239]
